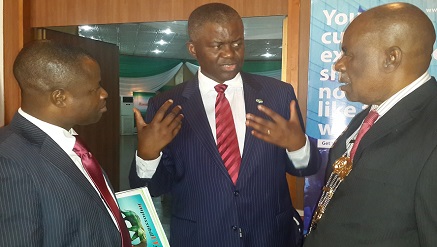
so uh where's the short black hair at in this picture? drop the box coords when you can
[187,3,242,41]
[13,40,96,93]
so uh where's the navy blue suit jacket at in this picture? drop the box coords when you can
[0,113,121,246]
[130,72,321,247]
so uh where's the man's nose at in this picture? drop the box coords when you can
[334,56,345,72]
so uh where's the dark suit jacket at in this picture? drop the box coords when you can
[130,72,321,247]
[304,77,437,247]
[0,113,122,246]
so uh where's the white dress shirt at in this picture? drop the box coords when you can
[18,108,119,229]
[136,69,311,178]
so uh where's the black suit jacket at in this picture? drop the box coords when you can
[0,113,121,246]
[304,77,437,247]
[130,72,321,247]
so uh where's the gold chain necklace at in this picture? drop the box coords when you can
[306,154,353,235]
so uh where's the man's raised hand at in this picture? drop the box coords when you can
[134,99,183,160]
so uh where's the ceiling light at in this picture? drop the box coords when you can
[261,52,275,58]
[152,49,163,54]
[155,39,168,45]
[79,25,94,31]
[160,28,174,34]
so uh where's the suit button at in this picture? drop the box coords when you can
[232,225,238,231]
[233,190,239,196]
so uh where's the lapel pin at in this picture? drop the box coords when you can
[256,99,264,104]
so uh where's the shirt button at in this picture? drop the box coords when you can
[233,190,239,196]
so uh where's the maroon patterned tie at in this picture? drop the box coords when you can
[73,138,132,247]
[215,84,241,185]
[350,110,379,161]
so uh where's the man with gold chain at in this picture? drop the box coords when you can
[305,2,437,247]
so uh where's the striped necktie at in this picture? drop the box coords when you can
[73,137,132,247]
[215,84,241,185]
[350,110,379,161]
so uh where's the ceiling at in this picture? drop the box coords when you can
[77,16,285,61]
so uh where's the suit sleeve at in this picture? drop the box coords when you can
[0,157,42,246]
[416,146,437,246]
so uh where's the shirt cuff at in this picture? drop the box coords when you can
[287,135,310,169]
[135,151,162,178]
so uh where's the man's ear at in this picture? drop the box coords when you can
[384,46,402,71]
[187,42,197,59]
[50,89,67,107]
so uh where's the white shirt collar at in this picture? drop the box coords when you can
[198,68,243,96]
[18,108,77,154]
[372,71,431,116]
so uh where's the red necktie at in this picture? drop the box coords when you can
[350,110,379,161]
[73,138,132,247]
[215,84,241,185]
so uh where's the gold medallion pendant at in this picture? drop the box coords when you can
[332,156,353,180]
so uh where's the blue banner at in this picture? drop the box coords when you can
[304,0,437,233]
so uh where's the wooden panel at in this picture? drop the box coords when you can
[283,0,311,211]
[44,29,121,190]
[294,0,311,211]
[284,0,300,90]
[284,0,303,210]
[4,0,24,124]
[30,0,288,27]
[298,0,311,122]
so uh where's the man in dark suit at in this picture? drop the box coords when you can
[0,40,131,246]
[129,3,321,247]
[304,3,437,247]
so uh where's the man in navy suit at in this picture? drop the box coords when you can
[129,3,321,247]
[0,40,129,246]
[304,3,437,246]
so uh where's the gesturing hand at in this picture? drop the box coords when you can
[135,99,184,160]
[245,100,306,151]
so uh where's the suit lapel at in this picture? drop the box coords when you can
[40,140,109,211]
[11,114,109,213]
[240,73,263,177]
[180,79,229,178]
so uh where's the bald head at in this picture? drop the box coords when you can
[187,3,243,42]
[13,40,96,95]
[334,3,436,105]
[347,2,435,76]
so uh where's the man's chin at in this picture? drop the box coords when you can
[338,85,353,101]
[84,115,104,126]
[343,93,362,103]
[219,71,240,82]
